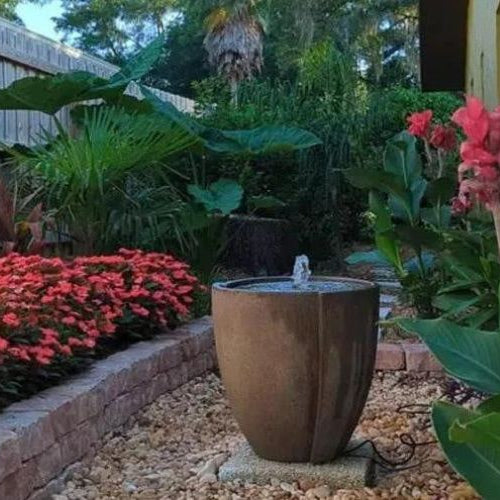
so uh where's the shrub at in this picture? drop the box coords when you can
[0,249,199,408]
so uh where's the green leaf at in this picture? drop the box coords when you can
[467,308,498,329]
[248,195,285,210]
[396,318,500,393]
[369,191,392,232]
[410,177,428,219]
[384,131,421,187]
[188,179,243,215]
[368,192,404,273]
[0,72,107,114]
[478,395,500,414]
[450,412,500,450]
[426,177,456,205]
[439,280,486,294]
[142,86,321,155]
[212,126,322,155]
[108,35,165,88]
[433,401,500,500]
[442,255,484,282]
[395,225,443,251]
[345,250,391,267]
[421,206,452,228]
[433,293,482,316]
[375,233,404,274]
[344,168,409,203]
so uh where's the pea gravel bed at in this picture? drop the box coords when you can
[56,372,478,500]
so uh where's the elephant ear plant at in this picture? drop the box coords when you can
[344,117,456,316]
[394,96,500,499]
[0,34,321,257]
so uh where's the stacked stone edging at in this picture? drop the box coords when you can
[375,342,443,372]
[0,317,216,500]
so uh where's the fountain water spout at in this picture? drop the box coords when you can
[292,255,311,288]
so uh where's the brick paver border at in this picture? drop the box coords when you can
[0,317,216,500]
[375,342,443,373]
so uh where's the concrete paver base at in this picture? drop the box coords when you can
[219,440,375,489]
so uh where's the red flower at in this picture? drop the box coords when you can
[407,110,433,138]
[2,313,20,327]
[0,249,201,369]
[430,125,456,151]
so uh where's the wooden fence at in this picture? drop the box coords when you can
[0,17,195,146]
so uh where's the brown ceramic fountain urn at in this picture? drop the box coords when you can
[212,276,379,464]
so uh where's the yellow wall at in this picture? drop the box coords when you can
[466,0,500,109]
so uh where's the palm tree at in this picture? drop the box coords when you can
[203,0,265,104]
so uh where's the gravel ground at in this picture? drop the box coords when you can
[56,372,478,500]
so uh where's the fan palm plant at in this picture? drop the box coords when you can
[203,0,266,103]
[11,106,196,255]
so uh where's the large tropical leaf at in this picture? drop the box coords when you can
[384,131,422,187]
[433,401,500,500]
[395,225,443,252]
[369,191,404,273]
[188,179,243,215]
[396,318,500,393]
[211,126,322,154]
[450,411,500,450]
[107,36,165,89]
[0,72,107,114]
[0,36,165,115]
[142,86,321,155]
[344,168,409,202]
[433,293,483,316]
[421,206,452,228]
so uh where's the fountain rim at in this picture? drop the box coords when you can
[212,276,379,296]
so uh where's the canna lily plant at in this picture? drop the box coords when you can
[395,96,500,500]
[451,96,500,254]
[344,112,457,316]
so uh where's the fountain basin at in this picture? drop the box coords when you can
[212,277,379,464]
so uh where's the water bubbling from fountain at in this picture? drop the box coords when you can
[292,255,311,289]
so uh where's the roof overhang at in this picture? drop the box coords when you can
[419,0,469,92]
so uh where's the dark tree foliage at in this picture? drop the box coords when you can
[39,0,419,95]
[1,0,27,23]
[53,0,177,64]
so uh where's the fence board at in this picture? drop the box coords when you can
[0,17,195,147]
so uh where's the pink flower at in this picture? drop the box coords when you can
[452,96,500,216]
[489,107,500,155]
[2,313,20,328]
[460,142,496,166]
[407,110,433,138]
[452,96,490,145]
[430,125,456,151]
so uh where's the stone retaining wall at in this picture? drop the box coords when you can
[0,317,216,500]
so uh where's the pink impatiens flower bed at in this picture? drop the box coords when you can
[0,249,200,408]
